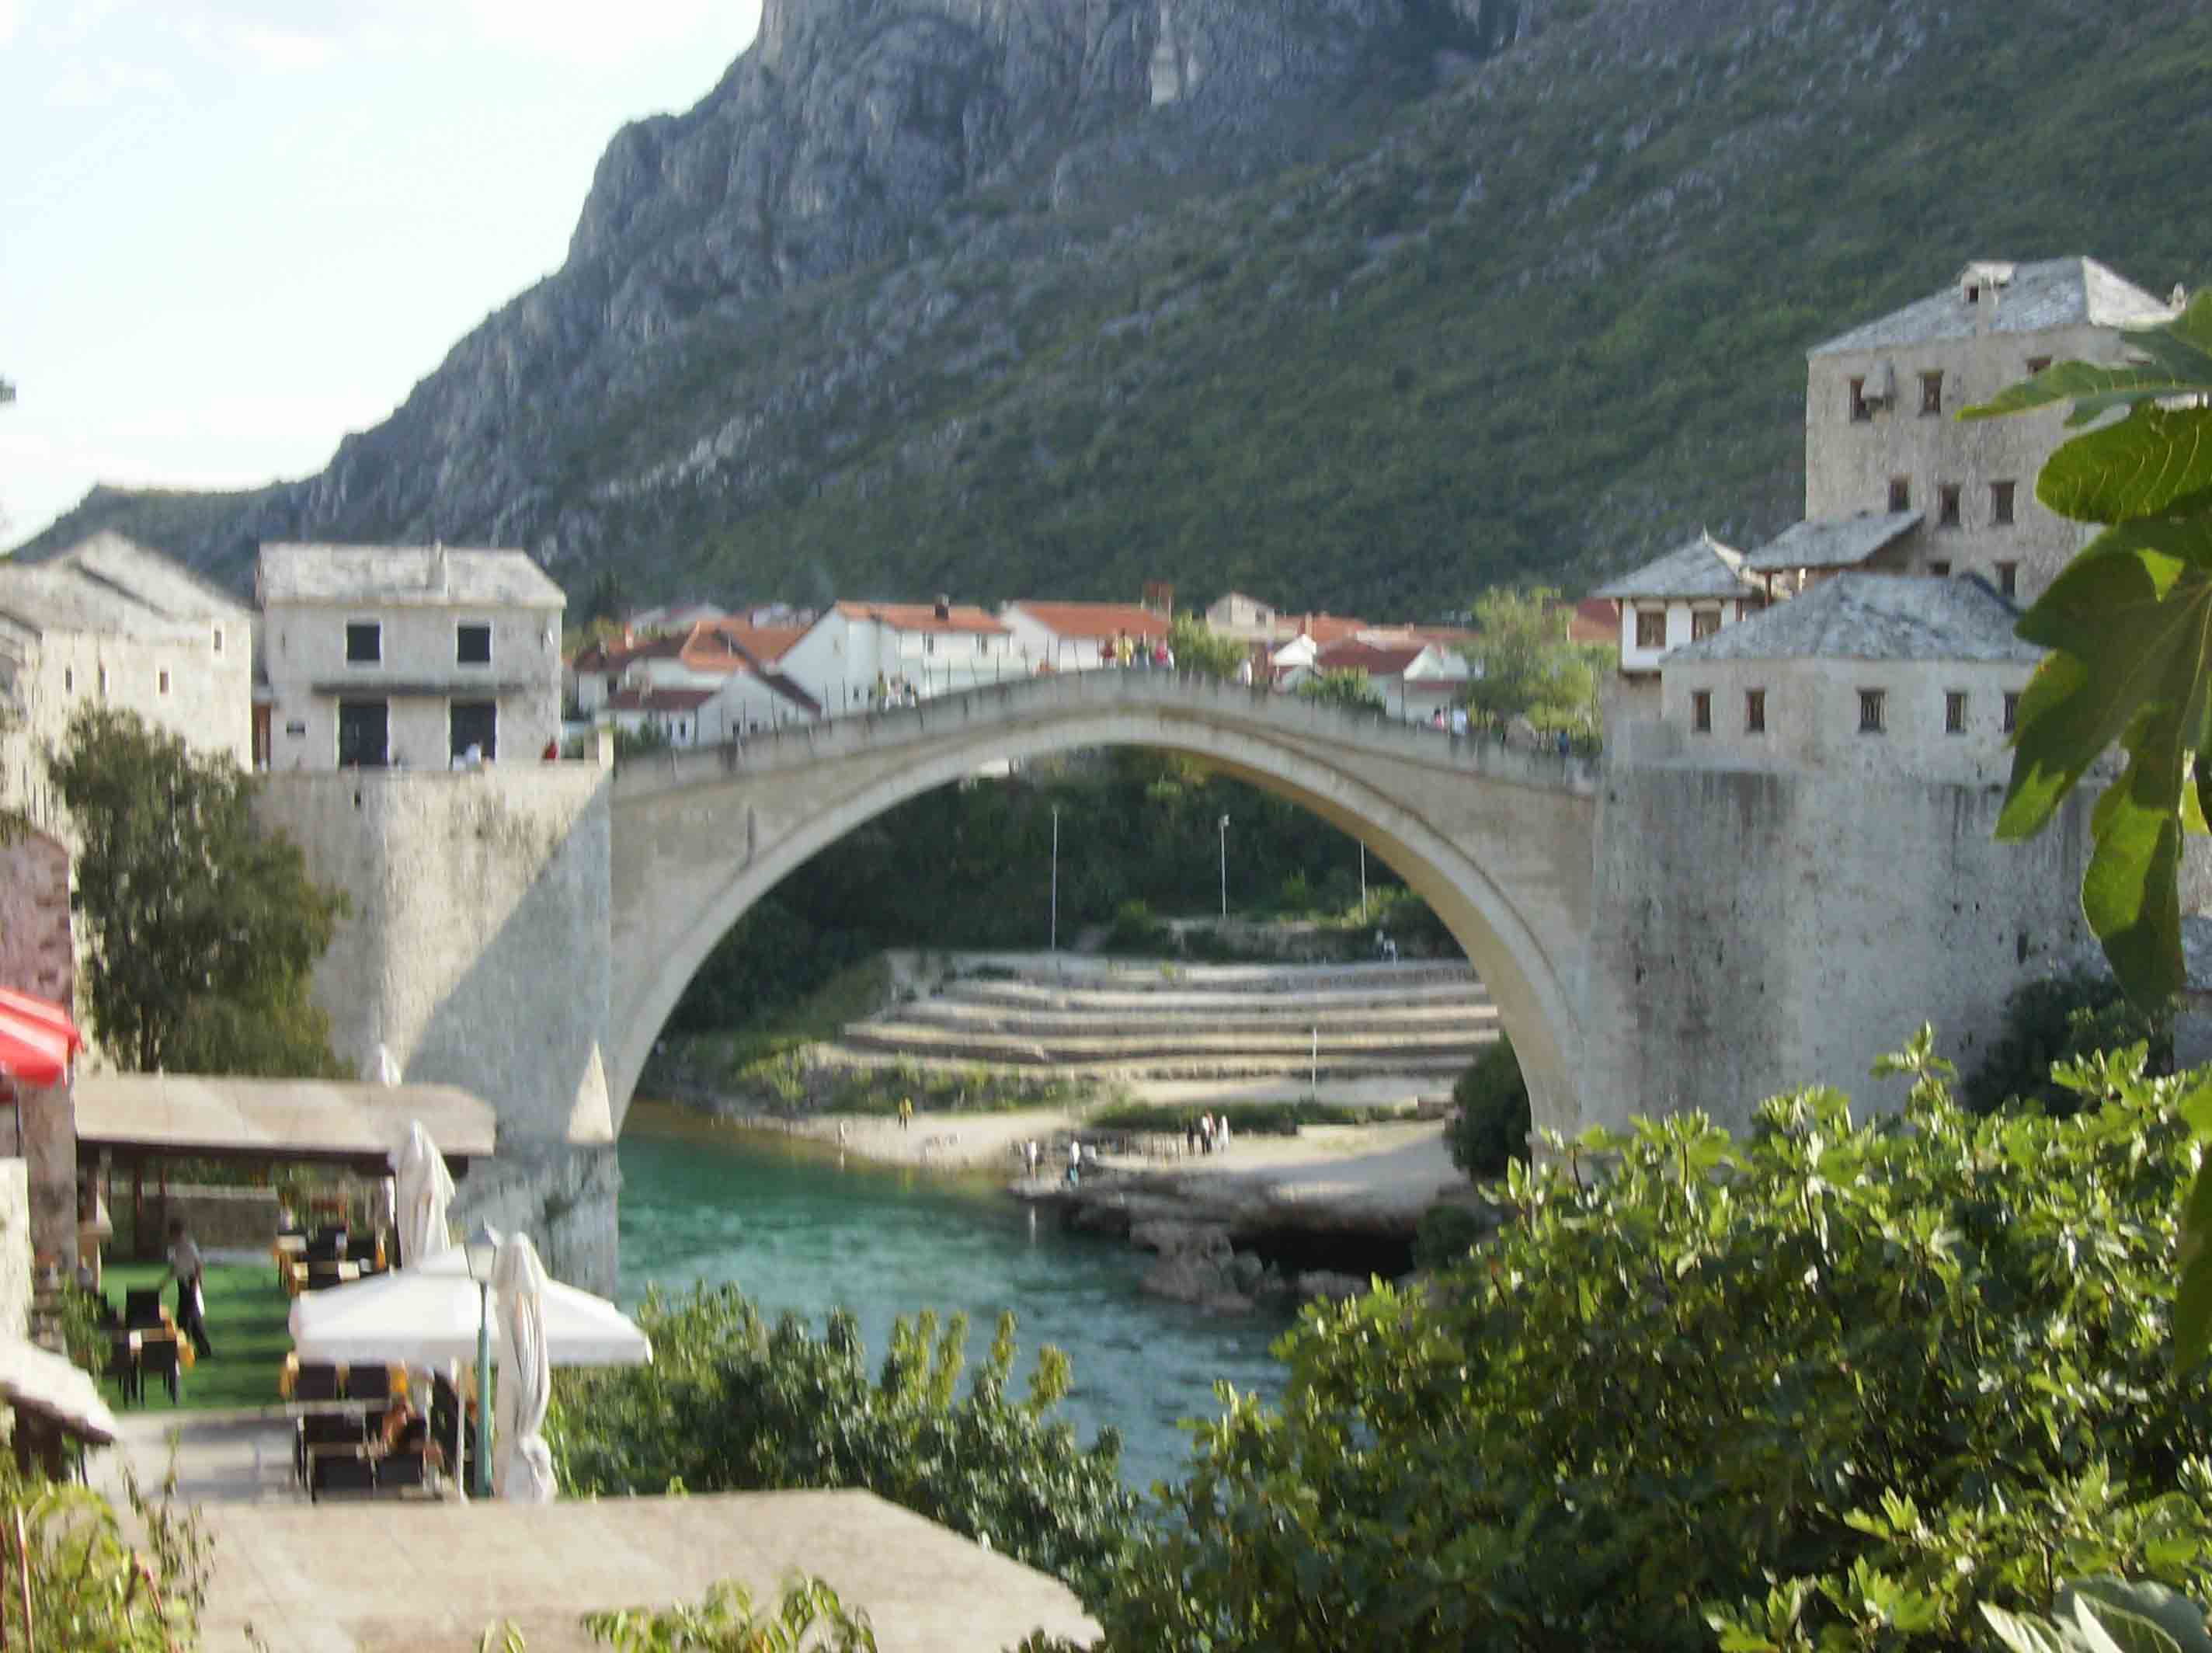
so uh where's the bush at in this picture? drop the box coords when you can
[547,1286,1139,1603]
[1447,1034,1529,1179]
[1410,1202,1490,1271]
[1086,1099,1374,1136]
[1082,1035,2212,1650]
[0,1460,210,1649]
[1101,900,1173,955]
[1964,969,2172,1115]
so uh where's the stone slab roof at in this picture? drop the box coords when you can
[1745,509,1922,572]
[1664,574,2041,664]
[1810,256,2175,357]
[1592,534,1757,600]
[47,531,250,621]
[259,543,565,610]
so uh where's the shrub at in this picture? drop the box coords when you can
[1410,1202,1490,1271]
[547,1286,1139,1603]
[0,1460,210,1649]
[1083,1036,2212,1650]
[1101,900,1172,955]
[1447,1034,1529,1179]
[1964,968,2172,1115]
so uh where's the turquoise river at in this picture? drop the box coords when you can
[617,1102,1293,1494]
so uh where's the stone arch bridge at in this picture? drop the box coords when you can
[606,671,1600,1139]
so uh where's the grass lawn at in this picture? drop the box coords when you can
[99,1261,292,1412]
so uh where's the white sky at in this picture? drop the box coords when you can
[0,0,763,548]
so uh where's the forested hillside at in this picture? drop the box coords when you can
[26,0,2211,617]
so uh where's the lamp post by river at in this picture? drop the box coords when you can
[1358,841,1366,910]
[1217,813,1229,920]
[463,1220,498,1499]
[1049,805,1060,953]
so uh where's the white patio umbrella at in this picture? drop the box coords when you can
[288,1244,652,1368]
[0,1337,119,1446]
[491,1234,555,1502]
[394,1122,456,1268]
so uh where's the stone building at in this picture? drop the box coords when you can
[0,531,251,830]
[256,544,565,770]
[1800,256,2176,606]
[1593,532,1765,677]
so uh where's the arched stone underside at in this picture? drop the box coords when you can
[607,676,1599,1141]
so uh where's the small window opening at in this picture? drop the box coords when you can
[1691,608,1720,641]
[63,668,73,694]
[158,669,171,696]
[2026,355,2052,376]
[1920,371,1944,416]
[1939,483,1963,527]
[213,627,224,655]
[2003,691,2021,733]
[346,621,382,665]
[1691,690,1712,734]
[1945,691,1967,734]
[1849,377,1873,423]
[1929,561,1953,578]
[457,623,492,666]
[1889,477,1911,513]
[1635,610,1666,650]
[1858,687,1887,733]
[1745,689,1766,735]
[1996,561,2019,599]
[1991,479,2016,525]
[98,666,109,699]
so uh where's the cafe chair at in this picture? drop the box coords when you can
[291,1363,343,1403]
[140,1340,183,1404]
[295,1413,367,1488]
[344,1365,391,1404]
[104,1339,141,1406]
[122,1288,165,1328]
[377,1451,431,1494]
[310,1453,375,1502]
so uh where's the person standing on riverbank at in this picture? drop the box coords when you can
[1066,1138,1082,1187]
[899,1098,913,1130]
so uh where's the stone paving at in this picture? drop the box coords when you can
[92,1409,1100,1651]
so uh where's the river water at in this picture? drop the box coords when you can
[616,1102,1293,1494]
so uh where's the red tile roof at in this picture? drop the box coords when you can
[1290,612,1369,645]
[833,601,1010,636]
[1005,601,1169,641]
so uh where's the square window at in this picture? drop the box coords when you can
[1991,479,2016,524]
[1691,690,1712,733]
[1945,690,1967,734]
[1996,561,2019,599]
[2003,691,2021,733]
[457,622,492,666]
[1929,561,1952,577]
[1635,610,1666,650]
[1691,609,1720,641]
[1858,687,1886,733]
[346,621,382,664]
[1920,371,1943,416]
[1888,477,1911,513]
[1939,483,1962,527]
[1849,377,1872,422]
[1745,689,1766,734]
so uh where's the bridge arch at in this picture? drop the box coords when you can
[607,675,1598,1142]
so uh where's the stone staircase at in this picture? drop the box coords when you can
[821,958,1496,1081]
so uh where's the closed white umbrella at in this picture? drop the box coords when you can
[394,1122,456,1269]
[0,1337,118,1446]
[491,1234,555,1502]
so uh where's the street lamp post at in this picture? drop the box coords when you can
[1218,814,1229,920]
[463,1220,499,1500]
[1049,805,1061,952]
[1359,841,1367,909]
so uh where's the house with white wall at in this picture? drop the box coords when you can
[998,600,1168,670]
[256,543,564,770]
[1592,534,1765,678]
[778,600,1016,710]
[0,531,252,823]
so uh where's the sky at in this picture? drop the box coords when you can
[0,0,764,549]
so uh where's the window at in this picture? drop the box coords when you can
[1996,561,2019,599]
[213,627,224,655]
[1635,610,1666,650]
[1929,561,1952,577]
[98,666,109,699]
[62,668,72,694]
[456,623,492,666]
[1745,688,1766,734]
[1691,608,1720,641]
[2026,355,2052,376]
[158,669,171,696]
[346,621,382,664]
[974,635,986,654]
[1889,477,1911,513]
[1945,691,1967,734]
[2003,691,2020,733]
[1920,371,1943,416]
[1991,479,2016,524]
[449,700,498,764]
[1858,687,1887,733]
[1939,483,1963,527]
[1691,690,1712,733]
[1849,377,1873,422]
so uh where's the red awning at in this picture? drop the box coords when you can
[0,990,80,1090]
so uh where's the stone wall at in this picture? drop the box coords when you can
[0,831,75,1007]
[0,1161,29,1343]
[1581,751,2096,1134]
[153,1185,285,1251]
[255,765,618,1289]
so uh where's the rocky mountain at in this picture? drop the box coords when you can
[26,0,2212,617]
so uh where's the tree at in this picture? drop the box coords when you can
[1167,614,1247,681]
[48,707,347,1075]
[1292,667,1382,715]
[1458,586,1602,736]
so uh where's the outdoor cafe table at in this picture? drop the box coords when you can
[109,1320,196,1404]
